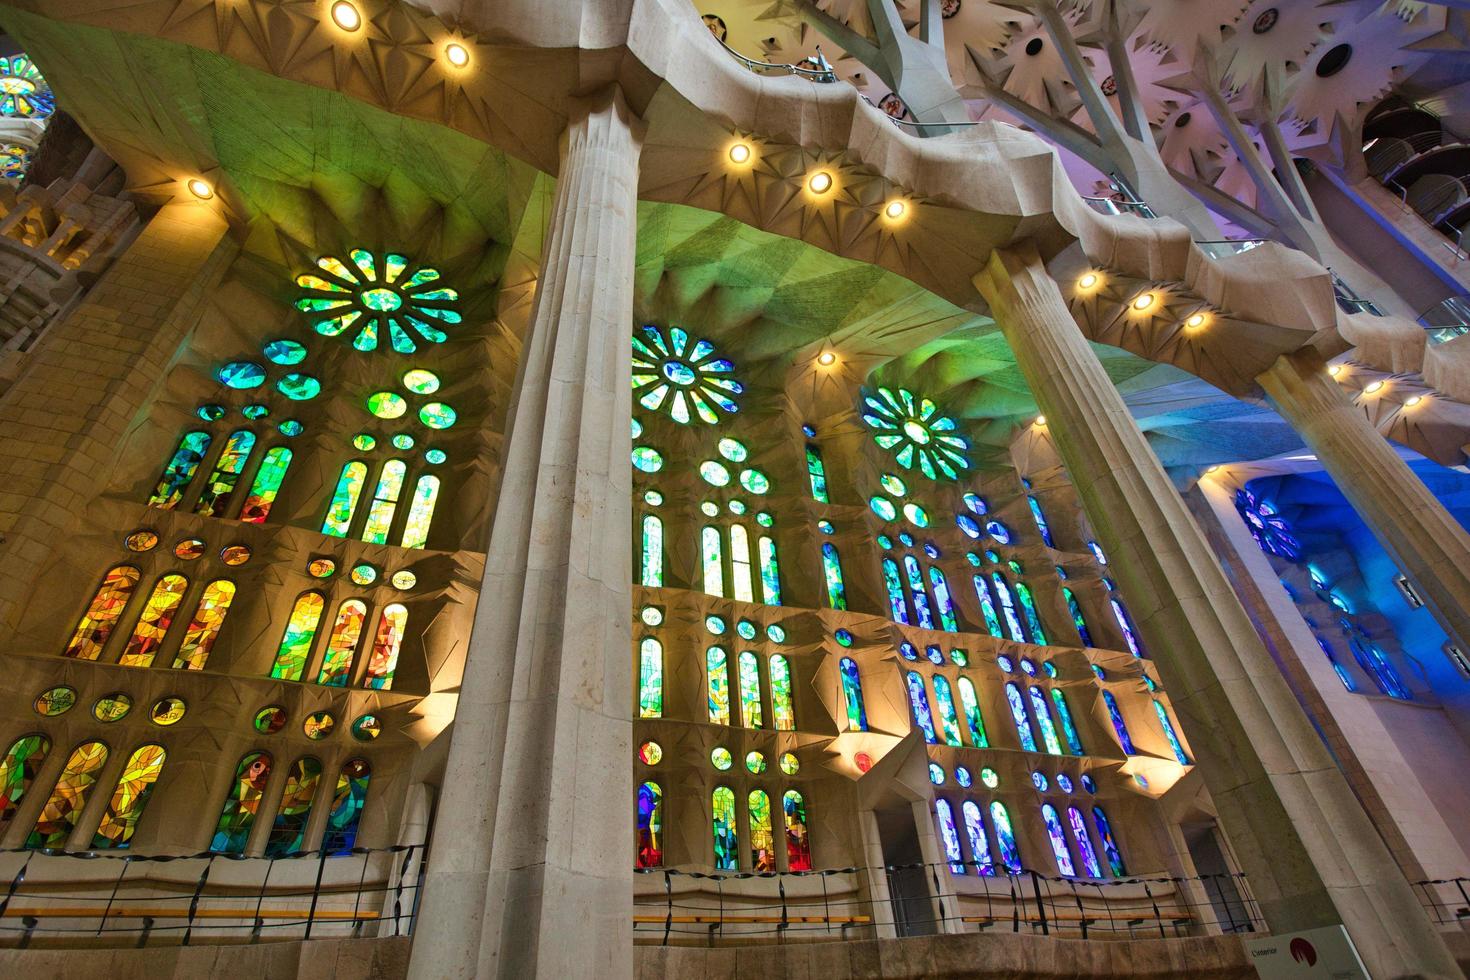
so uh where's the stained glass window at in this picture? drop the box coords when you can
[960,800,994,876]
[362,460,407,545]
[769,654,795,731]
[1152,700,1190,764]
[821,544,847,609]
[364,604,406,690]
[1102,690,1135,754]
[982,802,1017,873]
[757,536,782,606]
[805,446,829,502]
[1110,598,1144,658]
[266,757,322,856]
[117,573,188,667]
[737,651,763,728]
[1041,804,1076,876]
[640,515,663,587]
[1063,588,1093,647]
[929,566,958,632]
[1051,689,1084,754]
[840,657,867,731]
[92,744,166,849]
[936,799,965,874]
[892,674,933,749]
[211,751,272,853]
[1067,806,1103,877]
[27,741,108,848]
[317,600,368,686]
[1028,685,1063,755]
[707,646,731,725]
[270,592,325,681]
[637,782,663,868]
[64,565,140,660]
[1005,683,1037,752]
[782,790,811,870]
[712,786,738,869]
[0,55,55,118]
[239,447,292,523]
[972,575,1004,638]
[903,556,935,629]
[1027,496,1054,547]
[192,430,256,517]
[401,475,439,549]
[149,432,212,509]
[931,675,963,747]
[749,790,776,871]
[729,525,754,603]
[632,325,744,424]
[1093,806,1127,876]
[957,677,987,747]
[878,558,906,623]
[992,574,1026,642]
[1014,583,1047,645]
[322,759,370,854]
[296,251,460,353]
[860,387,969,480]
[171,579,236,670]
[639,638,663,718]
[702,527,724,597]
[323,461,368,536]
[0,734,50,823]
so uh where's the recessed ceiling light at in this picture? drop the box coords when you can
[445,43,470,67]
[1185,312,1206,328]
[187,178,214,200]
[331,1,361,31]
[1078,273,1099,289]
[808,171,833,194]
[817,351,837,366]
[1405,395,1423,407]
[729,142,751,164]
[884,200,906,219]
[1132,292,1155,311]
[1205,465,1220,474]
[1327,364,1343,377]
[1035,415,1047,426]
[1363,380,1385,394]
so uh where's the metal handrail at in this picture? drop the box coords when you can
[710,34,837,82]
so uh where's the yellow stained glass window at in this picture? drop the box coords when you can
[401,475,439,549]
[26,741,108,849]
[317,599,367,687]
[364,603,406,690]
[362,460,406,544]
[63,566,140,660]
[172,579,236,670]
[269,592,325,682]
[92,744,166,848]
[118,573,189,667]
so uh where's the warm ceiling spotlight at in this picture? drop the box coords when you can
[817,351,837,366]
[1205,465,1221,474]
[1131,292,1155,312]
[1327,364,1343,377]
[808,170,834,194]
[884,199,906,219]
[728,142,751,165]
[1035,415,1047,426]
[1185,312,1207,329]
[1363,380,1385,394]
[186,178,214,200]
[1077,272,1099,289]
[330,0,361,31]
[1405,395,1423,407]
[445,43,470,67]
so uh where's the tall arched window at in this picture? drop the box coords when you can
[936,799,964,874]
[906,671,937,743]
[1027,495,1054,547]
[929,566,958,632]
[317,599,368,686]
[991,801,1022,873]
[149,431,212,508]
[991,573,1026,642]
[211,751,271,853]
[1092,806,1127,876]
[701,527,724,597]
[821,543,847,609]
[363,460,407,544]
[639,638,663,718]
[1028,685,1063,755]
[1110,598,1144,657]
[1102,690,1135,754]
[737,651,763,728]
[92,744,166,849]
[266,757,322,856]
[961,800,994,876]
[364,603,406,690]
[805,445,829,502]
[63,565,140,660]
[240,447,293,523]
[881,558,908,624]
[322,759,371,854]
[1067,806,1103,877]
[769,654,795,731]
[931,675,962,746]
[1004,682,1036,752]
[401,474,440,549]
[173,579,236,670]
[1014,583,1047,645]
[0,734,50,822]
[636,782,663,868]
[1041,804,1076,876]
[118,573,189,667]
[902,556,934,629]
[957,677,988,747]
[783,790,811,870]
[729,524,754,602]
[706,646,730,725]
[270,592,325,681]
[749,790,775,871]
[195,429,257,517]
[840,657,867,731]
[322,461,369,537]
[640,515,663,587]
[1152,700,1190,764]
[972,575,1004,638]
[1050,689,1084,754]
[758,535,781,605]
[1063,587,1093,647]
[27,741,108,848]
[712,786,738,870]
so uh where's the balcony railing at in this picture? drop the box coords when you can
[710,35,837,82]
[1419,294,1470,344]
[1083,197,1157,219]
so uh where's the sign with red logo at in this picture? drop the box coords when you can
[1245,925,1369,979]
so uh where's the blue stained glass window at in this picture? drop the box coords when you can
[957,677,988,747]
[991,802,1022,873]
[1029,685,1063,755]
[903,555,934,629]
[1102,691,1135,754]
[1005,683,1036,752]
[1092,806,1127,876]
[906,671,937,743]
[1152,700,1190,764]
[840,658,867,731]
[881,558,908,624]
[931,675,963,746]
[218,361,266,389]
[1110,598,1145,658]
[822,543,847,610]
[1068,806,1103,877]
[992,574,1027,642]
[1063,588,1094,647]
[1050,688,1084,754]
[929,566,958,632]
[1015,582,1047,645]
[1027,496,1054,548]
[1345,627,1411,699]
[961,800,995,876]
[973,575,1004,638]
[936,800,965,874]
[1041,804,1076,876]
[1314,633,1356,692]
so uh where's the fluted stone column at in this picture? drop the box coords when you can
[975,241,1458,979]
[406,88,640,980]
[1259,349,1470,652]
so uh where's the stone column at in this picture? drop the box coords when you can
[1258,349,1470,653]
[406,87,640,980]
[975,241,1458,979]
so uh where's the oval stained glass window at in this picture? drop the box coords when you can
[277,373,321,400]
[986,521,1011,544]
[35,686,76,716]
[218,361,266,389]
[151,697,186,726]
[242,404,270,420]
[350,563,378,586]
[640,605,663,626]
[264,338,307,365]
[197,404,226,422]
[425,448,447,465]
[766,624,786,643]
[402,369,440,394]
[745,751,766,774]
[307,558,336,578]
[279,420,304,437]
[352,434,377,451]
[125,529,159,552]
[174,538,206,560]
[639,741,663,765]
[869,496,897,521]
[963,492,987,515]
[879,473,907,496]
[736,620,757,640]
[392,434,415,451]
[253,705,287,734]
[391,570,417,590]
[368,392,407,419]
[93,693,132,723]
[705,615,726,635]
[779,752,799,775]
[220,544,252,566]
[631,447,663,473]
[739,469,769,495]
[419,402,457,429]
[929,763,945,784]
[904,503,929,527]
[956,515,980,538]
[956,766,973,787]
[699,461,730,486]
[980,767,999,788]
[304,711,335,740]
[710,747,733,770]
[351,714,382,741]
[718,438,747,462]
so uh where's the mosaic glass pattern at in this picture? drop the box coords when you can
[860,387,969,480]
[929,566,958,631]
[270,592,325,681]
[240,447,292,523]
[973,575,1004,638]
[1005,683,1037,752]
[906,671,937,743]
[1029,685,1063,755]
[712,786,738,870]
[1153,700,1190,765]
[1102,691,1135,754]
[749,790,775,871]
[631,325,743,424]
[840,657,867,731]
[266,757,322,856]
[991,801,1022,873]
[637,782,663,867]
[1093,806,1127,876]
[958,677,988,747]
[1235,488,1301,560]
[1068,806,1103,877]
[640,515,664,587]
[364,604,406,690]
[962,800,995,876]
[783,790,811,870]
[706,647,731,725]
[296,251,460,353]
[117,574,188,667]
[322,759,370,854]
[1041,804,1076,876]
[769,654,795,731]
[737,651,763,727]
[0,734,49,823]
[931,675,963,747]
[28,741,109,848]
[805,446,829,502]
[701,527,724,597]
[363,460,407,544]
[323,462,368,536]
[211,752,271,853]
[0,55,53,118]
[317,599,367,687]
[64,566,140,660]
[1051,689,1084,755]
[936,800,965,874]
[822,544,847,609]
[639,638,663,718]
[149,432,212,508]
[92,745,166,849]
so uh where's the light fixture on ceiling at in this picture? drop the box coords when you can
[1035,415,1047,426]
[1327,364,1343,377]
[817,351,837,366]
[1077,272,1099,289]
[1185,312,1207,329]
[1363,380,1385,394]
[330,1,362,31]
[1131,292,1155,312]
[186,178,214,200]
[1405,395,1423,407]
[1205,465,1221,474]
[728,142,752,165]
[808,170,833,194]
[884,200,906,219]
[445,43,470,67]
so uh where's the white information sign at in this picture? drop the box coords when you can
[1245,925,1371,980]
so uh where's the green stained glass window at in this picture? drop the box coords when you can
[265,757,321,856]
[368,392,407,419]
[296,251,459,354]
[718,437,747,462]
[879,473,907,496]
[1052,689,1084,754]
[711,747,733,770]
[780,752,799,775]
[701,526,724,596]
[749,789,775,871]
[362,461,406,544]
[37,687,79,716]
[639,638,663,717]
[194,430,256,517]
[805,445,829,503]
[275,374,320,400]
[264,339,307,365]
[254,706,287,734]
[903,503,929,527]
[28,741,108,849]
[240,447,292,523]
[632,447,663,473]
[840,657,866,731]
[758,535,781,605]
[932,675,963,747]
[1015,582,1048,645]
[401,475,439,549]
[92,743,167,849]
[699,460,730,486]
[0,55,55,119]
[746,751,767,775]
[353,434,377,451]
[770,654,795,731]
[392,433,414,450]
[402,369,440,394]
[705,615,726,635]
[218,361,265,389]
[706,647,730,725]
[269,592,324,681]
[730,525,754,603]
[822,543,847,610]
[0,734,50,824]
[242,404,270,420]
[149,431,212,509]
[860,386,970,480]
[737,651,763,728]
[350,563,378,586]
[957,677,988,747]
[869,496,897,521]
[739,469,769,495]
[767,624,785,642]
[632,324,744,425]
[712,786,738,869]
[756,511,773,527]
[425,448,447,464]
[419,402,456,429]
[1030,685,1064,755]
[322,462,368,537]
[640,515,663,587]
[197,404,225,422]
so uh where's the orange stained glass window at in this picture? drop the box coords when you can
[239,447,293,524]
[91,744,166,848]
[401,475,440,549]
[783,790,812,870]
[269,592,325,682]
[266,757,322,856]
[172,579,236,670]
[317,599,367,687]
[194,429,256,517]
[118,574,189,667]
[63,565,140,660]
[0,734,50,823]
[362,460,407,544]
[26,740,109,849]
[364,603,407,690]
